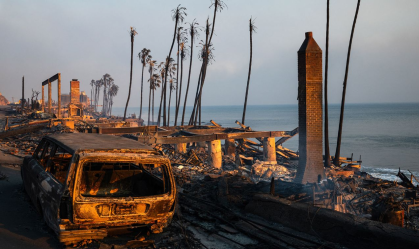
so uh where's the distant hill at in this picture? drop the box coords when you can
[0,93,10,105]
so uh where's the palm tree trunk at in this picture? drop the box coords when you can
[123,33,135,121]
[242,19,253,125]
[334,0,361,166]
[163,17,180,126]
[189,66,203,125]
[176,51,184,126]
[148,71,152,126]
[157,77,165,126]
[182,35,194,126]
[139,65,145,121]
[324,0,331,167]
[152,88,155,123]
[168,81,172,125]
[174,39,180,126]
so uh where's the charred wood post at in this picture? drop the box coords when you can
[41,74,61,115]
[295,32,325,184]
[263,137,276,163]
[41,85,45,112]
[225,138,236,157]
[57,73,61,118]
[48,79,52,113]
[208,140,222,169]
[175,143,187,154]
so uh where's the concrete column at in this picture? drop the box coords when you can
[175,143,187,154]
[208,140,222,169]
[263,137,276,163]
[295,32,325,184]
[41,85,45,112]
[224,138,236,156]
[57,73,61,118]
[48,80,52,114]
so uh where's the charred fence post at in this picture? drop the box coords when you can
[208,140,222,169]
[295,32,325,184]
[225,138,236,157]
[263,137,276,164]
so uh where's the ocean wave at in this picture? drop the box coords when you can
[362,166,419,183]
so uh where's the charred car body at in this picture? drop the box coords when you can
[21,133,176,244]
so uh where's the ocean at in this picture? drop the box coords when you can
[112,103,419,182]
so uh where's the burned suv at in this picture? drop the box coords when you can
[21,133,176,244]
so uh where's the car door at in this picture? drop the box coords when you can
[28,140,66,233]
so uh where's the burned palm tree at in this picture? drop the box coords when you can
[158,5,187,126]
[108,83,119,116]
[190,21,215,126]
[147,59,157,125]
[149,73,161,125]
[324,0,332,167]
[90,80,94,109]
[242,17,257,125]
[94,79,103,112]
[334,0,361,166]
[123,27,138,121]
[138,48,151,122]
[106,76,115,116]
[175,27,188,126]
[191,0,226,126]
[102,73,111,116]
[167,59,177,125]
[181,20,201,126]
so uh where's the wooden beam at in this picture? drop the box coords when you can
[42,73,59,86]
[98,126,158,134]
[0,124,47,139]
[138,130,291,144]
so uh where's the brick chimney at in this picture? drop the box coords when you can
[295,32,325,184]
[70,79,80,104]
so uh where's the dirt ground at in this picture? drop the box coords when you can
[0,155,63,248]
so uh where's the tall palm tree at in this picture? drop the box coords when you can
[147,60,157,125]
[324,0,332,167]
[158,5,187,126]
[109,83,119,116]
[175,28,188,126]
[182,20,200,126]
[242,17,257,125]
[138,48,151,122]
[94,79,103,112]
[166,59,177,125]
[151,73,161,124]
[106,76,114,116]
[190,21,210,126]
[90,80,94,109]
[194,0,226,125]
[123,27,138,121]
[157,61,166,125]
[334,0,361,166]
[102,73,111,116]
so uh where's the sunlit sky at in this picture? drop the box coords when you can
[1,0,418,107]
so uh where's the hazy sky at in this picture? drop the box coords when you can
[1,0,418,107]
